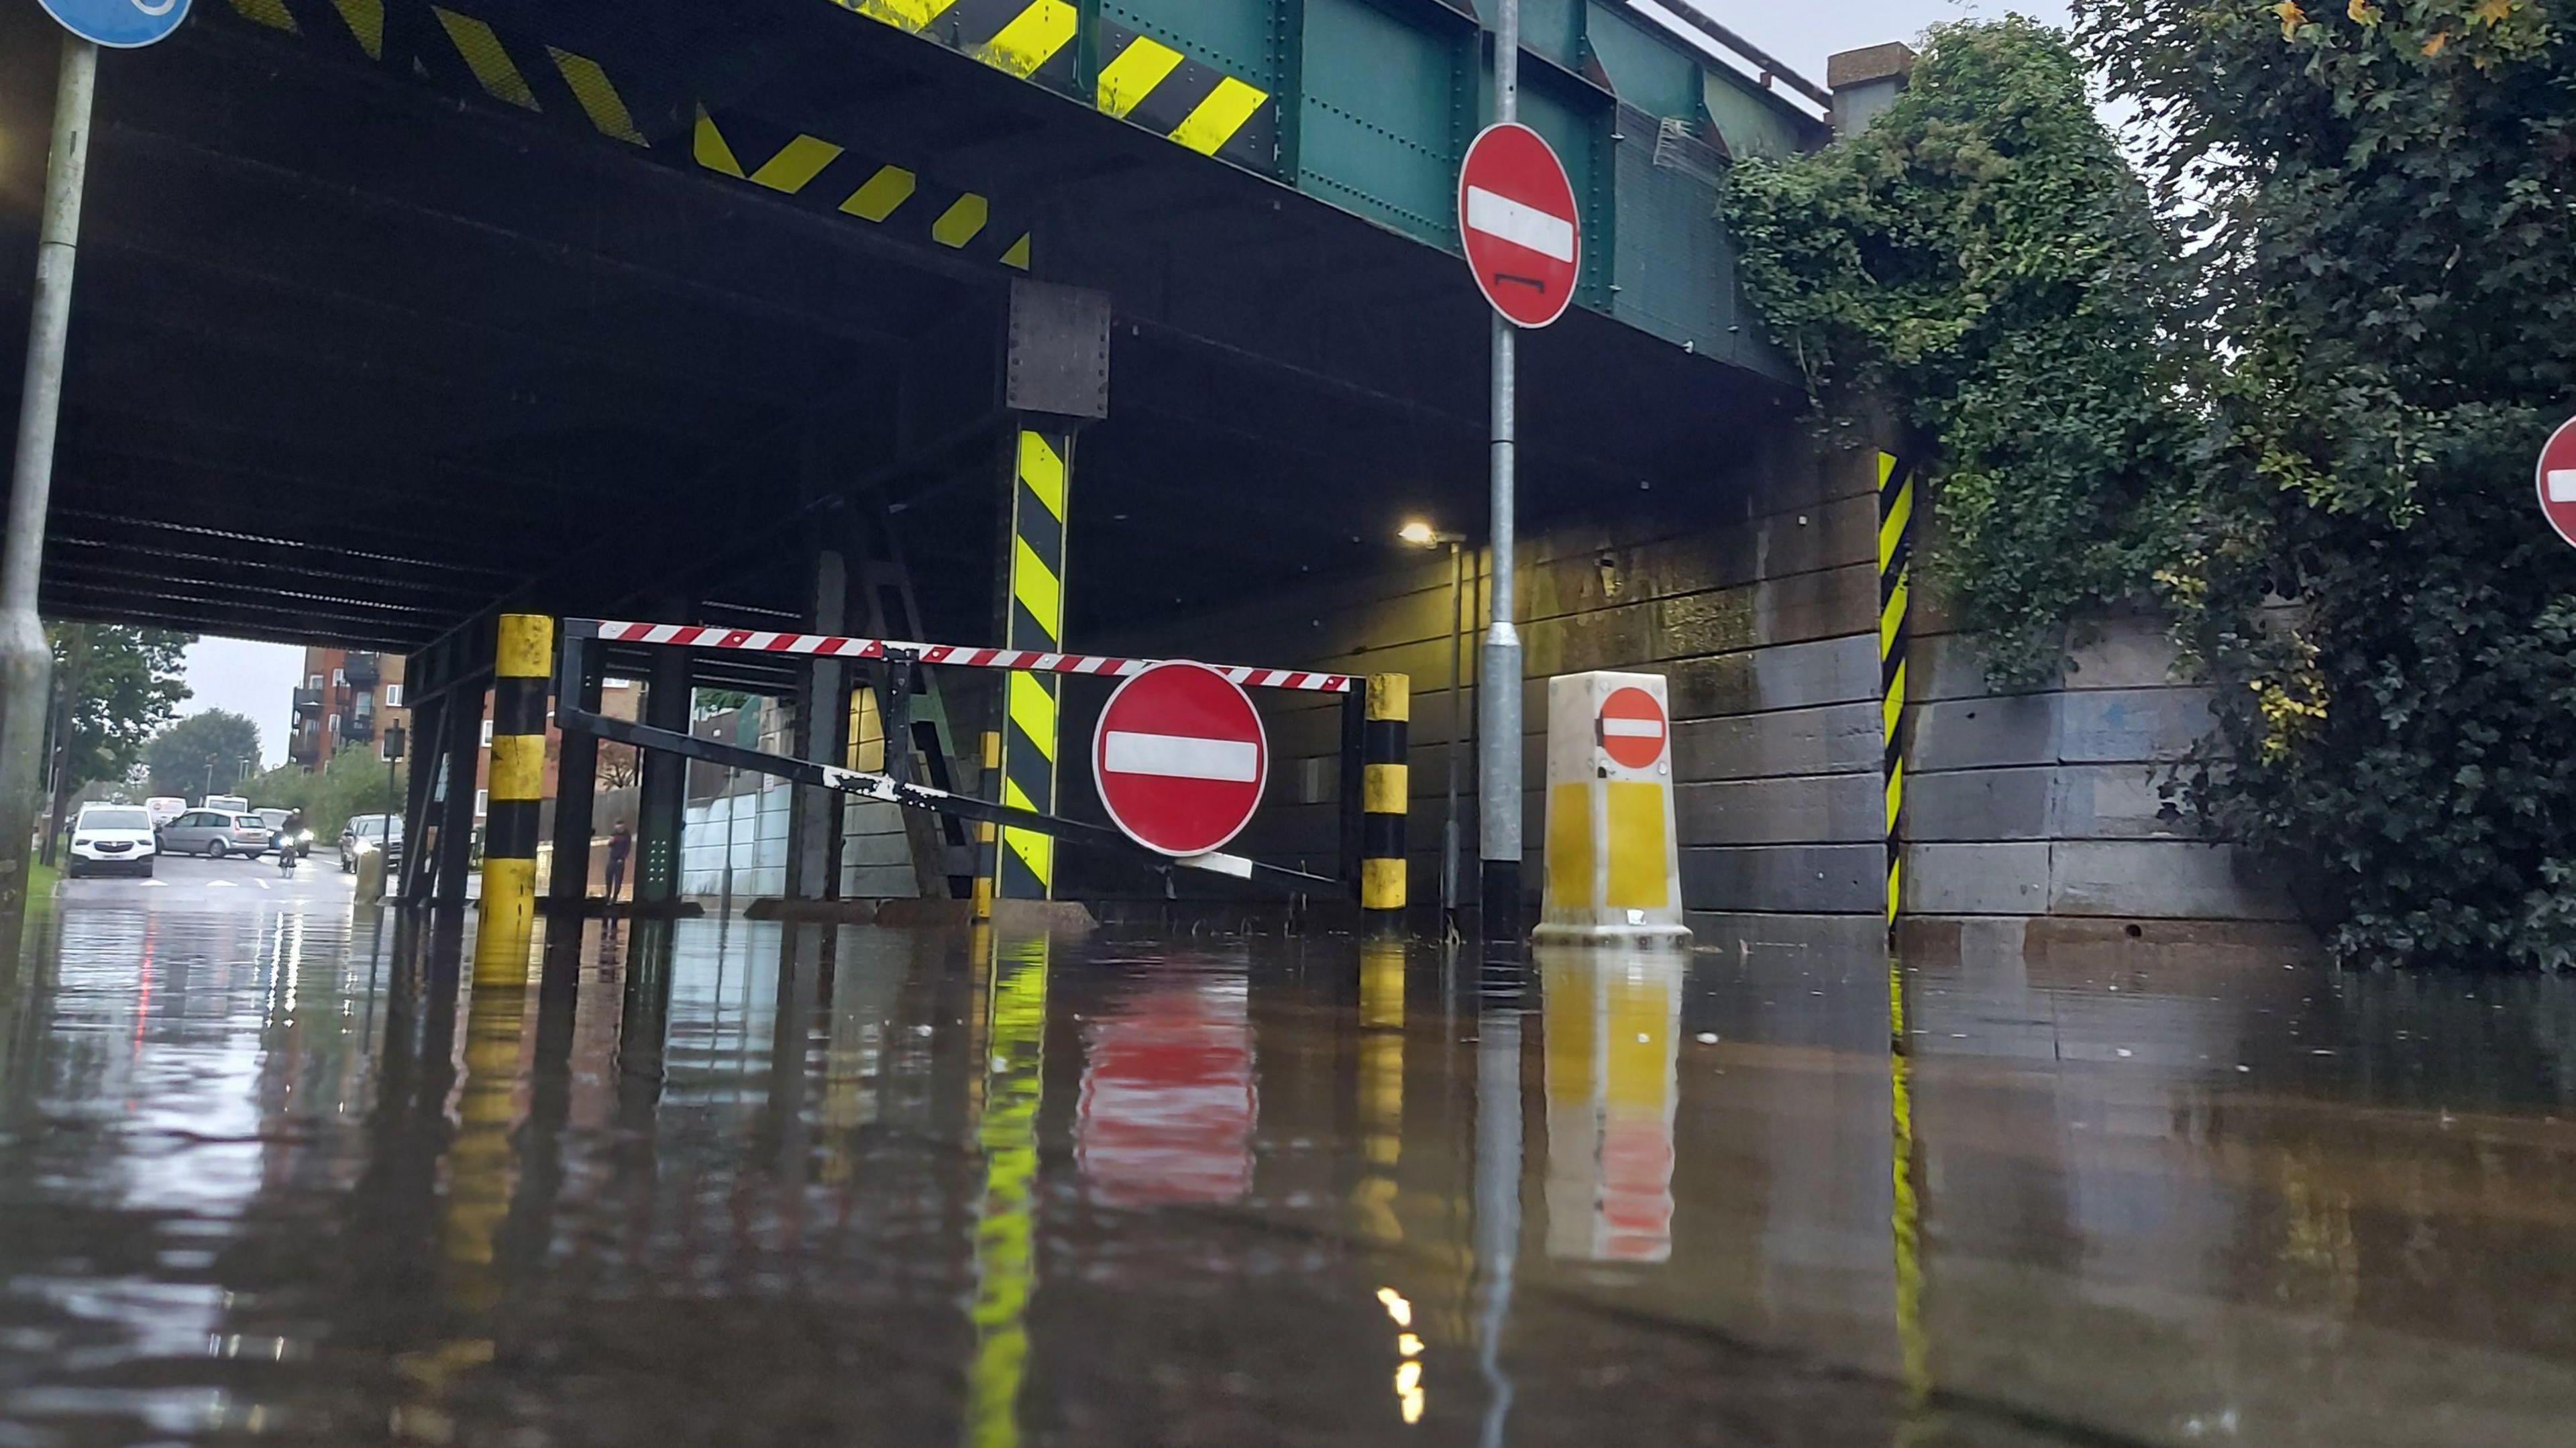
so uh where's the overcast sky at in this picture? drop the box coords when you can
[177,636,301,769]
[1686,0,2076,81]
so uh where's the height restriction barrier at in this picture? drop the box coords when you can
[553,618,1401,907]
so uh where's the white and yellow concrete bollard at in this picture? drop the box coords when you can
[1535,671,1690,946]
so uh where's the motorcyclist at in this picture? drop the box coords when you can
[278,808,309,862]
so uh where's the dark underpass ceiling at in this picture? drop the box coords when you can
[0,0,1792,662]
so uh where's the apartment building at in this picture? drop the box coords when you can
[288,647,408,769]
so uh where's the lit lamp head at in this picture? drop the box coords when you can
[1399,520,1464,549]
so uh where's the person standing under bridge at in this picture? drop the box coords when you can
[604,822,632,905]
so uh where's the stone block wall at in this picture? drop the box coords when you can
[1900,609,2300,926]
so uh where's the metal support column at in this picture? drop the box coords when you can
[633,639,691,908]
[0,36,96,950]
[996,425,1073,903]
[398,695,445,903]
[787,550,853,901]
[435,685,483,907]
[991,280,1109,909]
[474,615,551,985]
[1479,0,1526,944]
[548,650,602,911]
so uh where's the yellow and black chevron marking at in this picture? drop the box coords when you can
[837,3,1282,176]
[475,612,551,987]
[997,429,1071,902]
[219,0,1035,270]
[1362,674,1410,933]
[694,107,1034,268]
[1878,453,1916,942]
[841,0,1081,91]
[1094,21,1279,173]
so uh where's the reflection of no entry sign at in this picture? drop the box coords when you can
[2539,414,2576,551]
[1093,662,1270,857]
[1598,687,1668,771]
[1458,122,1580,329]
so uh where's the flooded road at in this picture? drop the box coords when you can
[3,893,2574,1447]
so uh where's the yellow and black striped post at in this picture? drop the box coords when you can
[474,612,551,986]
[1877,454,1915,944]
[973,728,1002,924]
[1362,674,1411,937]
[996,427,1071,903]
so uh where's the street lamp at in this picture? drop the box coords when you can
[1401,519,1470,929]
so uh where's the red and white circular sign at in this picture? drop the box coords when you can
[2538,414,2576,551]
[1598,687,1668,771]
[1093,661,1270,857]
[1458,121,1581,329]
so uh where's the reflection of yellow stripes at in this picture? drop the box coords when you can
[434,8,540,111]
[975,0,1077,79]
[843,0,961,29]
[966,936,1047,1448]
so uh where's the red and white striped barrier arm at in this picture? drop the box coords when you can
[583,620,1354,694]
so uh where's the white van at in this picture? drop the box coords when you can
[205,794,250,814]
[67,803,156,879]
[144,797,186,830]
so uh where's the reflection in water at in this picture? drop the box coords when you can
[965,931,1047,1448]
[1076,961,1255,1207]
[1541,948,1679,1263]
[11,895,2576,1446]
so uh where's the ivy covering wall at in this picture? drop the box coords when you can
[1726,5,2576,967]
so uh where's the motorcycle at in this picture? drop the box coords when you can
[275,828,314,873]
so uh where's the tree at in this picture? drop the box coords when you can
[43,626,193,858]
[244,746,405,841]
[2070,0,2576,966]
[1725,18,2202,682]
[145,711,264,802]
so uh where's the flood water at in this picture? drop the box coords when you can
[5,892,2576,1447]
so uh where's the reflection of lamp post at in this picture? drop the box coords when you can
[1401,520,1470,928]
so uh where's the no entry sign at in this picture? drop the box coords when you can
[2539,414,2576,550]
[1458,122,1580,329]
[1598,687,1668,772]
[1093,661,1270,857]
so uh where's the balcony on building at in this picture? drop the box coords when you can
[293,687,323,715]
[288,725,322,768]
[341,708,376,743]
[344,652,380,687]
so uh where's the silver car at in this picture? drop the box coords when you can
[158,809,272,859]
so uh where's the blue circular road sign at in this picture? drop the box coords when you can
[36,0,192,49]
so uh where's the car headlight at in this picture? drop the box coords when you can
[297,830,314,843]
[70,836,90,848]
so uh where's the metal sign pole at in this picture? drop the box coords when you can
[0,34,98,956]
[1478,0,1524,944]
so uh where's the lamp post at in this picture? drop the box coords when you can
[1401,520,1470,930]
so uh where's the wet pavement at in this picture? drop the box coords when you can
[3,891,2575,1447]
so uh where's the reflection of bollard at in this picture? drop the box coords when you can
[1361,675,1411,937]
[474,613,552,987]
[1535,671,1690,946]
